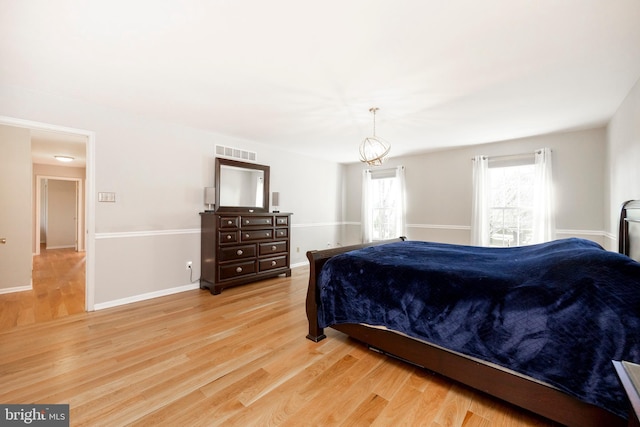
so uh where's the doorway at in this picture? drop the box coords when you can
[0,116,95,321]
[36,176,85,254]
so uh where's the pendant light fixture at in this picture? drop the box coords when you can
[359,107,390,166]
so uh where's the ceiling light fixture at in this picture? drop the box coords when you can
[359,107,390,166]
[54,155,74,163]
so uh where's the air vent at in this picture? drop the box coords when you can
[215,145,257,162]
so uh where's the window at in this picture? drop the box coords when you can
[472,149,555,247]
[370,175,398,240]
[362,166,406,242]
[488,163,534,247]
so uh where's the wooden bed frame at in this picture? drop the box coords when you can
[305,201,640,427]
[620,199,640,258]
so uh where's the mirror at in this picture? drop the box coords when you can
[215,158,270,212]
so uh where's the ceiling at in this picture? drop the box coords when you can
[30,129,87,167]
[2,1,640,164]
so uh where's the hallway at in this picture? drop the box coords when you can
[0,246,85,331]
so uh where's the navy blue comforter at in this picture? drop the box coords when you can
[318,238,640,417]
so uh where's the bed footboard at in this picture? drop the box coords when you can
[305,237,405,342]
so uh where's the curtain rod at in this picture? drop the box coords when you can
[471,149,546,161]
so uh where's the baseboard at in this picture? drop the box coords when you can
[291,261,308,269]
[0,285,32,295]
[93,282,201,311]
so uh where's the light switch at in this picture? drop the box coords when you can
[98,192,116,202]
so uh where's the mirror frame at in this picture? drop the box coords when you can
[215,157,270,213]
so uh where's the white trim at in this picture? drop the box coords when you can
[555,229,606,237]
[314,221,611,239]
[94,283,201,311]
[405,224,608,237]
[408,223,471,230]
[95,228,200,240]
[0,115,96,312]
[291,222,346,228]
[0,116,91,135]
[95,222,356,235]
[0,285,32,295]
[331,221,610,240]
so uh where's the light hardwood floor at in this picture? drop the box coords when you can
[0,246,85,330]
[0,266,558,426]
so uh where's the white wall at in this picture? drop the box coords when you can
[0,84,344,307]
[344,127,607,246]
[606,77,640,250]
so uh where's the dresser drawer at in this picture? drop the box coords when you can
[275,216,288,226]
[219,216,239,229]
[259,241,288,256]
[259,255,288,272]
[219,260,256,281]
[241,216,273,227]
[274,228,288,239]
[241,229,273,241]
[219,244,256,261]
[218,231,238,244]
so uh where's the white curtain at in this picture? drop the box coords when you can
[394,166,407,239]
[471,155,489,246]
[532,148,555,243]
[361,169,373,243]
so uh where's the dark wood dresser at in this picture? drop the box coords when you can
[200,211,292,294]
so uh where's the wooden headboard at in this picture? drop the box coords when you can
[619,199,640,260]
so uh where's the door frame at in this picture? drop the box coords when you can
[0,115,96,311]
[35,176,84,254]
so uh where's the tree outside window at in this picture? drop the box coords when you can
[488,164,534,247]
[362,166,406,243]
[371,177,399,240]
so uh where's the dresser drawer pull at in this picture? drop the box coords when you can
[227,220,233,225]
[226,234,232,240]
[236,267,243,273]
[265,219,270,223]
[245,233,250,238]
[245,220,250,224]
[278,231,285,236]
[266,232,270,237]
[237,249,243,255]
[271,260,277,266]
[271,245,277,251]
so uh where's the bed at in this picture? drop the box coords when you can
[305,200,640,427]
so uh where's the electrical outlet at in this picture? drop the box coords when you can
[186,261,192,270]
[296,247,300,253]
